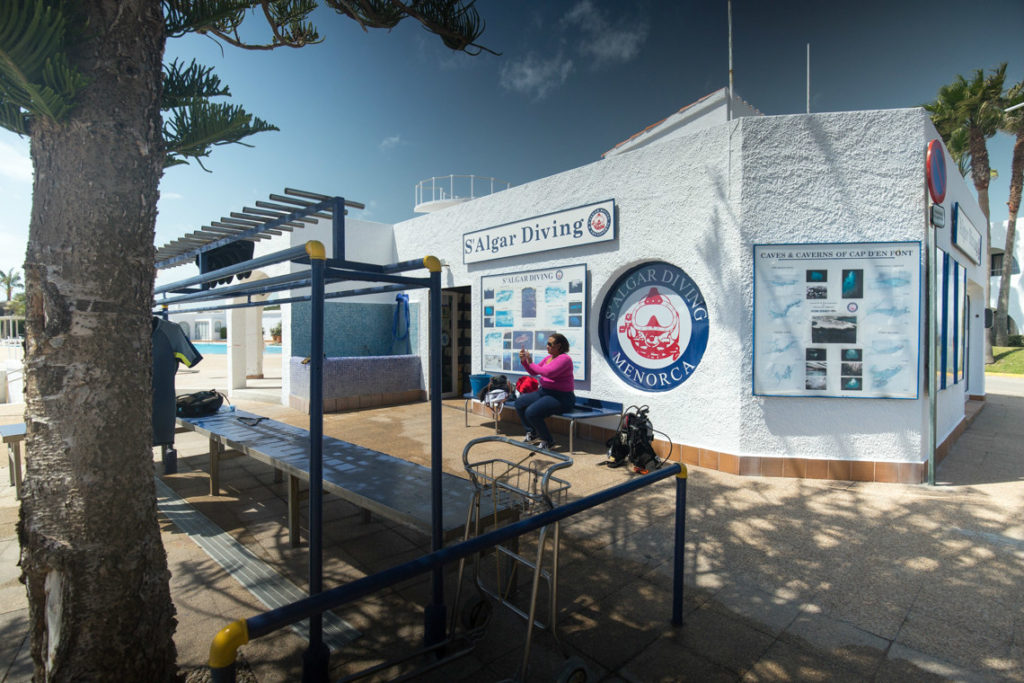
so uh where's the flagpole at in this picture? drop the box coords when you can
[728,0,734,121]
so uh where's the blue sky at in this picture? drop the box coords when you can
[0,0,1021,279]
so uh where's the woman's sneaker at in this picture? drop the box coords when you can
[522,432,538,443]
[538,440,557,450]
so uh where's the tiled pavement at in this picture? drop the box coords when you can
[0,370,1021,681]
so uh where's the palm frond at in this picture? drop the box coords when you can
[1000,81,1024,137]
[0,0,87,127]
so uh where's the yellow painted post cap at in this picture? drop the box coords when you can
[208,619,249,668]
[305,241,326,260]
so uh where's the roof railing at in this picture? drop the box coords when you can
[414,174,511,212]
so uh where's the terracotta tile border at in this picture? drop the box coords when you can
[760,457,783,478]
[639,435,929,484]
[287,394,957,484]
[805,459,828,479]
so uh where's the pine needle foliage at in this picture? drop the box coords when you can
[0,0,87,134]
[2,0,493,164]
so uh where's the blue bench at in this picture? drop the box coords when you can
[464,393,623,454]
[178,408,509,546]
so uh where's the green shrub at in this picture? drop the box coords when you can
[270,322,282,339]
[1008,334,1024,348]
[219,326,227,340]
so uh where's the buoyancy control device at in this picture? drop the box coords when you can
[602,405,666,474]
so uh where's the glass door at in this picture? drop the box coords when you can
[441,292,456,397]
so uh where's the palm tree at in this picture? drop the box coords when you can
[994,81,1024,345]
[925,64,1007,362]
[0,268,23,301]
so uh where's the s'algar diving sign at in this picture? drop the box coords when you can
[463,199,615,264]
[599,262,709,392]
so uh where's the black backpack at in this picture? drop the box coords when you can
[476,374,511,401]
[176,390,225,418]
[604,405,662,473]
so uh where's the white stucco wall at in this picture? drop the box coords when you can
[603,88,760,158]
[393,106,986,464]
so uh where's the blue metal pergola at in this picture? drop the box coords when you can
[155,191,450,680]
[155,190,689,682]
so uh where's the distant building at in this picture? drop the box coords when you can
[990,218,1022,337]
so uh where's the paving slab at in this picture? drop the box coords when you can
[0,366,1021,680]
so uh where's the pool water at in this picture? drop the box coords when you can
[192,342,282,355]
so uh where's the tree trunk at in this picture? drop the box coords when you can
[19,1,176,680]
[968,128,996,363]
[994,133,1023,346]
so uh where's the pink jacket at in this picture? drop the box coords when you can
[521,353,574,392]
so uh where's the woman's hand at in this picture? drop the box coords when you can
[519,347,532,364]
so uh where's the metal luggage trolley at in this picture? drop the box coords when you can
[452,436,588,682]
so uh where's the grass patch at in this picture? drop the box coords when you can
[988,347,1024,375]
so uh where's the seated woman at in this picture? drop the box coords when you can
[515,333,575,449]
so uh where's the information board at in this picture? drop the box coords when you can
[753,242,921,399]
[480,264,587,379]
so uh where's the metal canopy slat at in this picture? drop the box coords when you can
[201,225,253,237]
[220,216,264,228]
[255,200,334,219]
[211,220,282,236]
[285,187,366,211]
[244,206,319,224]
[230,212,301,230]
[154,188,359,270]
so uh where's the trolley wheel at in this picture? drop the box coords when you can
[460,597,493,631]
[556,657,589,683]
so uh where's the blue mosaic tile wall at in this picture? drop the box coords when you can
[290,355,424,398]
[290,300,419,357]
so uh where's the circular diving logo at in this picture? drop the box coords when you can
[599,262,709,392]
[587,208,611,237]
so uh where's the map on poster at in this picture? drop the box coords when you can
[753,242,921,399]
[480,264,587,380]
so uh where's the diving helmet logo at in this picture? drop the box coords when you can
[619,287,681,360]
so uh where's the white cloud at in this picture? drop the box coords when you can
[500,53,574,100]
[562,0,649,66]
[161,191,183,200]
[379,135,403,151]
[0,138,32,183]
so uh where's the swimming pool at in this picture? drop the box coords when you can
[192,342,282,355]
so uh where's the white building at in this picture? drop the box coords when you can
[256,90,986,484]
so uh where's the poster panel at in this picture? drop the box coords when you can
[480,264,587,380]
[753,242,921,399]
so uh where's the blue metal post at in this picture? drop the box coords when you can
[672,466,688,627]
[303,243,329,682]
[331,198,345,261]
[424,259,446,647]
